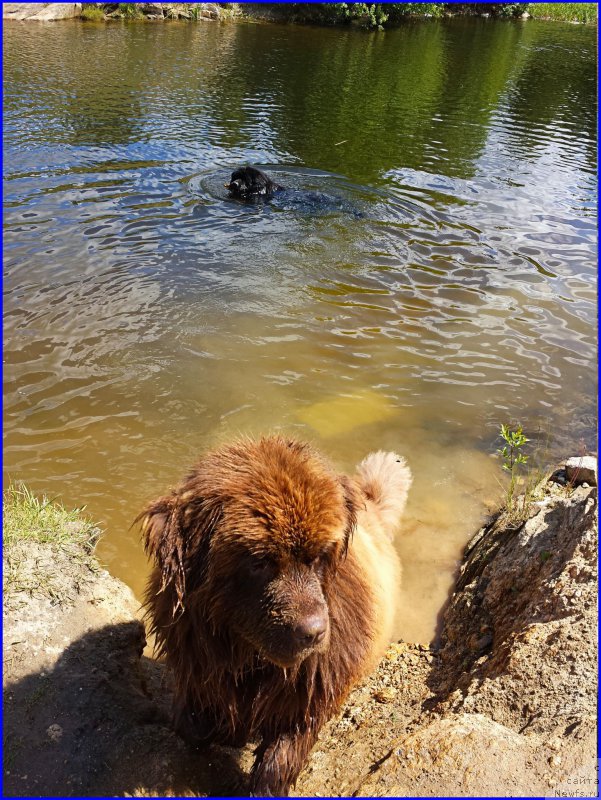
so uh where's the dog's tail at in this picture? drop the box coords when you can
[355,451,412,532]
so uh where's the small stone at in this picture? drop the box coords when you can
[47,724,63,742]
[373,687,396,703]
[549,754,562,767]
[565,456,597,487]
[549,468,567,485]
[548,736,562,751]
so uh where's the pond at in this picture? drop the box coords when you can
[3,17,596,643]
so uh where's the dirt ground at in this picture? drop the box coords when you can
[3,461,597,797]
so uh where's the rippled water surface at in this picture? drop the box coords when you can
[4,18,596,642]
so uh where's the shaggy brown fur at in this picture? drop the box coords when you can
[138,436,411,796]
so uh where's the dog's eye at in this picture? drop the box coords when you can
[248,559,272,577]
[311,552,331,570]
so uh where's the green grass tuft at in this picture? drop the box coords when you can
[527,3,597,23]
[118,2,144,19]
[3,484,101,602]
[3,483,97,550]
[80,6,105,22]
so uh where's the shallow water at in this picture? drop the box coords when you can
[3,18,596,643]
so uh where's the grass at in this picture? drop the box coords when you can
[3,483,97,550]
[80,6,105,22]
[527,3,597,23]
[502,463,547,527]
[3,484,101,601]
[118,3,145,19]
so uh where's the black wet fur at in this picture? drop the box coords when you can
[226,166,284,198]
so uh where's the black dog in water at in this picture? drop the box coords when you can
[225,166,283,199]
[224,165,363,218]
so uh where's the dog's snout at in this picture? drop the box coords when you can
[294,612,328,648]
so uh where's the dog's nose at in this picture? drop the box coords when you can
[294,613,328,648]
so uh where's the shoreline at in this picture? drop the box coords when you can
[2,3,597,26]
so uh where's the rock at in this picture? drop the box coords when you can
[200,4,220,19]
[359,714,537,796]
[3,3,81,20]
[565,455,597,487]
[549,468,567,486]
[46,723,63,742]
[427,470,597,787]
[373,687,396,703]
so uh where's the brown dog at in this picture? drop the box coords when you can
[138,436,411,796]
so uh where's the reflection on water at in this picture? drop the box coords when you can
[3,18,596,643]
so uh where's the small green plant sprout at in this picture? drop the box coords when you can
[498,423,529,472]
[496,423,532,521]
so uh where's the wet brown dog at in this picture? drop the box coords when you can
[139,436,411,796]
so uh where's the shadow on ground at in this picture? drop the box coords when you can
[3,621,247,797]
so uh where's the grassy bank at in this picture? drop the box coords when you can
[3,484,100,599]
[3,483,97,549]
[526,3,597,23]
[528,3,597,24]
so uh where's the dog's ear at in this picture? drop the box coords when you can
[338,475,361,557]
[136,489,221,614]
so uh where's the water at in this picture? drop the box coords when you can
[3,18,596,643]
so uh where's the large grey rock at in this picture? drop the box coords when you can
[3,3,81,20]
[357,714,538,796]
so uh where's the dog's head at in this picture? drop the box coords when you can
[225,166,279,197]
[139,437,359,668]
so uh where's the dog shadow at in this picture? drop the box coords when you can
[3,621,250,797]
